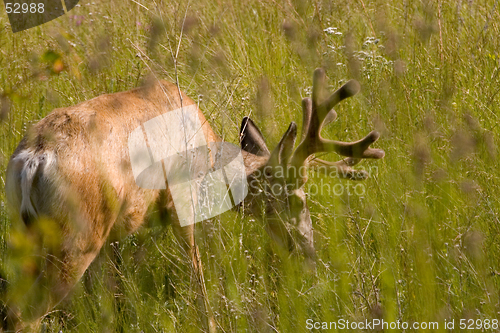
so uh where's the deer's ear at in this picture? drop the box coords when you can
[240,117,271,157]
[268,122,297,166]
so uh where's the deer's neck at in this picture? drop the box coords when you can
[207,139,267,176]
[241,150,268,176]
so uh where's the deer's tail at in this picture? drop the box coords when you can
[19,154,41,225]
[6,149,56,227]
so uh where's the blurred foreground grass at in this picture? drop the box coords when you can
[1,0,500,332]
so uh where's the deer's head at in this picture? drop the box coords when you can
[239,68,385,259]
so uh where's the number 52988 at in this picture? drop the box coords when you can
[5,3,45,14]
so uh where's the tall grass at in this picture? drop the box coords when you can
[1,0,499,332]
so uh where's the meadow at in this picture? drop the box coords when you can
[1,0,500,332]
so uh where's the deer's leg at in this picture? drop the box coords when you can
[170,220,216,333]
[9,227,105,332]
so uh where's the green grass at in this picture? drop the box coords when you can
[1,0,500,332]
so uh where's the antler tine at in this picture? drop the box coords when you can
[322,131,385,159]
[312,67,327,109]
[312,68,359,128]
[300,97,312,142]
[292,69,363,168]
[289,68,385,186]
[300,69,355,145]
[309,157,369,180]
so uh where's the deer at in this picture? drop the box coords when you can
[2,68,384,332]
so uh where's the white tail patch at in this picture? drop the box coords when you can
[16,149,56,223]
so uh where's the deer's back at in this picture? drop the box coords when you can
[6,80,219,246]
